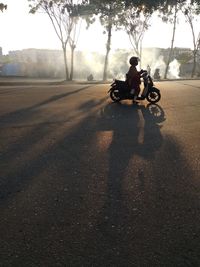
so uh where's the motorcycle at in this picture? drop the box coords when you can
[108,71,161,104]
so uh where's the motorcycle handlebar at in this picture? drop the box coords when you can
[140,70,148,77]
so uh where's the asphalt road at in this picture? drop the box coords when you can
[0,80,200,267]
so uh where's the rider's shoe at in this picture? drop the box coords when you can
[132,95,139,104]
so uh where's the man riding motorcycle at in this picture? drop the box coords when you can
[126,56,144,102]
[108,56,161,104]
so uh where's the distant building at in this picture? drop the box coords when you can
[1,63,21,76]
[180,60,200,77]
[6,48,65,78]
[0,47,198,79]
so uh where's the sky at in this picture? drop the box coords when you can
[0,0,199,55]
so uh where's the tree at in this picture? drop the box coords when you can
[155,1,183,79]
[88,0,183,80]
[0,3,7,11]
[99,1,126,81]
[125,0,185,9]
[182,2,200,77]
[68,16,82,80]
[123,4,152,67]
[162,3,179,79]
[28,0,85,81]
[86,0,125,81]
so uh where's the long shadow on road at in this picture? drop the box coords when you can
[0,85,92,125]
[0,99,199,267]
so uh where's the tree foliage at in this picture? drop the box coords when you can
[29,0,74,43]
[0,3,7,12]
[28,0,86,80]
[84,0,126,80]
[27,0,200,80]
[182,2,200,77]
[154,0,189,78]
[123,4,152,64]
[125,0,168,11]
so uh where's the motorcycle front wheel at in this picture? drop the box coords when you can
[146,89,161,104]
[110,89,121,102]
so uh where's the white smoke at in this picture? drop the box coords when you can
[141,49,166,78]
[4,47,181,80]
[108,49,130,80]
[150,55,166,78]
[168,59,180,79]
[141,49,181,79]
[79,51,104,80]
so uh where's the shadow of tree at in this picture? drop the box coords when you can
[0,96,107,201]
[0,85,92,125]
[0,97,199,267]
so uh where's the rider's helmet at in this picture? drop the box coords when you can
[129,56,139,66]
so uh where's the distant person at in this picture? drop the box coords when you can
[87,74,94,81]
[147,64,151,75]
[126,56,144,101]
[153,68,161,80]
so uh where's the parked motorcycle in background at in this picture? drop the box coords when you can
[108,70,161,104]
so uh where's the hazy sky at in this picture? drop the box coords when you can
[0,0,199,55]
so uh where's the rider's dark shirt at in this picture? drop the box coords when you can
[126,65,141,89]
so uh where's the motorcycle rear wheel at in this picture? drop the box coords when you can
[146,89,161,103]
[110,89,121,102]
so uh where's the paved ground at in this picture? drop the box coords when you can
[0,80,200,266]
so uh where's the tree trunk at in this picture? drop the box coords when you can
[62,43,69,81]
[191,51,197,78]
[164,4,178,79]
[103,21,112,81]
[139,41,142,69]
[69,44,75,81]
[190,20,197,78]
